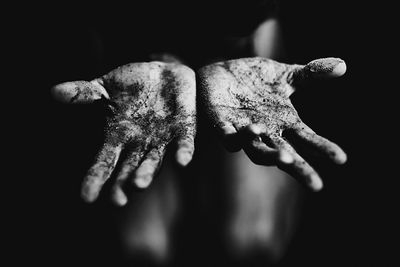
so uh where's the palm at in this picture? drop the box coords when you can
[198,57,347,191]
[52,62,196,205]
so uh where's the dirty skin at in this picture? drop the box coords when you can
[52,62,196,206]
[198,57,347,191]
[52,56,347,203]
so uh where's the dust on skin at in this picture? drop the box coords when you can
[52,62,196,206]
[200,57,301,133]
[101,62,195,146]
[51,57,346,201]
[52,80,109,104]
[198,57,347,191]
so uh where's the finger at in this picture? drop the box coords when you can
[236,123,263,147]
[243,137,293,166]
[51,79,109,104]
[111,147,146,206]
[271,136,323,191]
[112,185,128,207]
[289,124,347,164]
[176,135,195,166]
[221,123,263,152]
[290,58,346,85]
[171,64,196,115]
[240,124,293,164]
[81,143,123,203]
[241,123,263,137]
[133,145,166,189]
[219,123,241,152]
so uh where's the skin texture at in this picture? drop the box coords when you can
[52,62,196,206]
[198,57,347,191]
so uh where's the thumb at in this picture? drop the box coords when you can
[51,78,109,104]
[290,57,346,85]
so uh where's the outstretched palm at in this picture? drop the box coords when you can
[198,57,347,191]
[52,62,196,205]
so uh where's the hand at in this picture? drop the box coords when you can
[198,57,347,191]
[52,62,196,205]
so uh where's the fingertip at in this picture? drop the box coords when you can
[133,175,152,189]
[241,124,263,138]
[176,138,195,166]
[327,142,347,164]
[278,150,294,164]
[112,187,128,206]
[176,147,194,166]
[246,124,262,136]
[309,173,323,192]
[331,60,347,77]
[51,82,75,103]
[235,124,264,152]
[334,150,347,164]
[116,198,128,207]
[81,187,98,203]
[221,125,237,136]
[307,57,347,78]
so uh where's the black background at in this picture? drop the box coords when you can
[7,1,397,266]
